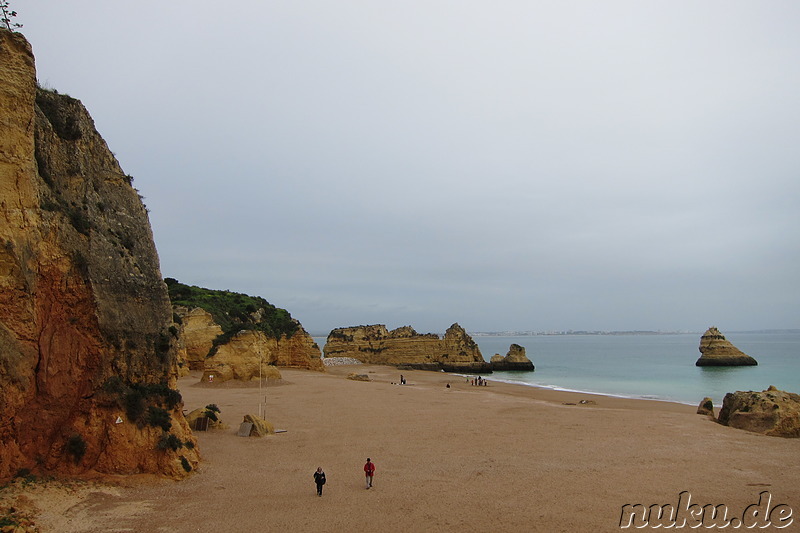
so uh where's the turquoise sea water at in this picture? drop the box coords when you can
[473,332,800,405]
[316,332,800,406]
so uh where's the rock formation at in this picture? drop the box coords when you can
[0,30,197,481]
[173,307,223,373]
[241,414,274,437]
[185,405,226,431]
[695,327,757,366]
[200,329,294,383]
[696,397,714,417]
[490,344,535,371]
[718,386,800,438]
[324,323,492,373]
[167,279,323,383]
[204,326,322,376]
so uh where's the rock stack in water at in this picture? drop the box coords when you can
[695,327,757,366]
[490,344,535,371]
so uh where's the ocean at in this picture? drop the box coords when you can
[315,331,800,406]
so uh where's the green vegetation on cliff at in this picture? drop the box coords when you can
[164,278,298,341]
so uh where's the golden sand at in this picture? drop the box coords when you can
[5,366,799,532]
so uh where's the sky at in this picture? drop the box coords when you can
[16,1,800,334]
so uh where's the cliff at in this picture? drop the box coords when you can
[173,306,223,373]
[0,30,197,481]
[201,328,318,382]
[323,323,491,373]
[490,344,535,371]
[695,327,757,366]
[167,280,323,383]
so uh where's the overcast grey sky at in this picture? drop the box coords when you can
[19,1,800,334]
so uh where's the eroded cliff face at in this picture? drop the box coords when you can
[201,328,323,383]
[323,323,491,372]
[199,325,323,383]
[173,307,223,373]
[173,306,324,384]
[0,30,198,481]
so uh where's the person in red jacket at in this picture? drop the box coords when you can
[364,458,375,489]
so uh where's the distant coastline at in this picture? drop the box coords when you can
[311,328,799,338]
[470,328,800,337]
[471,330,696,336]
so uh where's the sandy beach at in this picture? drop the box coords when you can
[4,366,799,532]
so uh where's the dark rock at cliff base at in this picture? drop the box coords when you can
[490,344,535,371]
[695,327,757,366]
[718,386,800,438]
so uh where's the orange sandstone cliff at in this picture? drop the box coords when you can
[166,279,324,384]
[0,30,198,481]
[323,323,491,373]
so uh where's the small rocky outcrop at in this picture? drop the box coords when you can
[695,327,757,366]
[490,344,535,371]
[697,397,715,417]
[0,30,197,481]
[242,414,274,436]
[185,405,226,430]
[717,386,800,437]
[324,323,491,373]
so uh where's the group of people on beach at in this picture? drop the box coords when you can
[313,458,375,496]
[470,376,488,386]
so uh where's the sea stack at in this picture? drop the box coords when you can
[695,327,757,366]
[490,344,535,371]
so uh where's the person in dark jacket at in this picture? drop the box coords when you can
[314,467,326,496]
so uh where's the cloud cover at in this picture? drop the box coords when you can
[19,1,800,333]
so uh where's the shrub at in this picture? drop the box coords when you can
[118,381,182,425]
[164,278,298,340]
[146,406,172,432]
[0,515,19,528]
[157,433,183,451]
[204,404,220,422]
[123,389,146,422]
[68,208,91,235]
[102,376,124,395]
[66,434,87,464]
